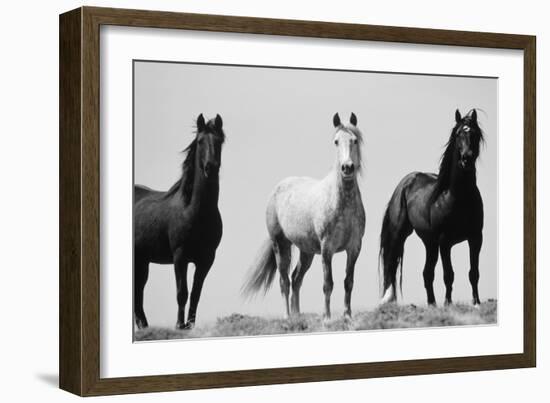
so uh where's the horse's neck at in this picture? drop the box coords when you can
[183,166,219,213]
[447,167,477,199]
[325,168,359,209]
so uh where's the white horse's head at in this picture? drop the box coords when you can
[332,112,363,181]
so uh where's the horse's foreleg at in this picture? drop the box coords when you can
[273,239,292,318]
[174,251,190,330]
[344,246,360,318]
[290,251,314,315]
[439,237,454,305]
[423,241,439,306]
[468,234,482,305]
[321,249,334,320]
[134,259,149,329]
[187,253,215,327]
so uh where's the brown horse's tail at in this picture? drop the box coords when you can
[241,239,277,298]
[379,181,412,299]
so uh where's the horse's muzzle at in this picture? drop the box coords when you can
[459,156,474,170]
[341,163,355,177]
[204,162,220,178]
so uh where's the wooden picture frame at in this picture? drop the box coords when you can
[59,6,536,396]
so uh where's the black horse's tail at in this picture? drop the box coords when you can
[379,181,412,299]
[242,239,277,297]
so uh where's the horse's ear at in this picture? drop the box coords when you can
[333,113,341,128]
[215,114,223,130]
[350,112,357,126]
[455,109,462,123]
[197,113,206,132]
[469,109,478,122]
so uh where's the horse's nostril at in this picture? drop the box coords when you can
[341,164,355,174]
[205,162,219,176]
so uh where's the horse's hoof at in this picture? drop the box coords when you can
[175,321,195,330]
[378,295,397,305]
[135,319,148,330]
[444,300,453,306]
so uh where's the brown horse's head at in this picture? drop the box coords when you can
[453,109,483,171]
[195,113,225,179]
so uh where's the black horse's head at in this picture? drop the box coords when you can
[195,113,225,179]
[430,108,484,205]
[452,109,483,171]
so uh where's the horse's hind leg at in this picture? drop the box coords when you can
[468,234,482,305]
[273,237,292,318]
[134,258,149,329]
[290,251,314,315]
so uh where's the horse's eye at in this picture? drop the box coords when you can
[353,138,358,144]
[334,139,339,146]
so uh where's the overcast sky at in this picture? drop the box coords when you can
[134,61,497,328]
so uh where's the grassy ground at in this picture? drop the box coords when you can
[134,299,497,341]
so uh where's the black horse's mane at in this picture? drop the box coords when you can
[431,113,484,203]
[164,120,225,204]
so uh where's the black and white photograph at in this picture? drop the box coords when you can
[132,61,497,341]
[2,0,542,400]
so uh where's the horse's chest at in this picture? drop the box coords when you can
[431,195,483,240]
[330,218,354,249]
[170,210,222,258]
[319,202,364,252]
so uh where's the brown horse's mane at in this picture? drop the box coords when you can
[164,120,225,204]
[430,111,484,204]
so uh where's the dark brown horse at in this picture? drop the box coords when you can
[134,114,225,329]
[379,109,484,306]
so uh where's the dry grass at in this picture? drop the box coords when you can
[134,299,497,341]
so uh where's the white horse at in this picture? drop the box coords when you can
[243,113,366,319]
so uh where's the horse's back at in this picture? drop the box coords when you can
[268,176,320,211]
[390,172,436,205]
[134,184,162,204]
[399,171,482,236]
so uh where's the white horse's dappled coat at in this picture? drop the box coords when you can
[243,113,366,319]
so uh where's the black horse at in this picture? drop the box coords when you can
[134,114,225,329]
[379,109,484,306]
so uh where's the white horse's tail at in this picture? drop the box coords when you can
[241,239,277,297]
